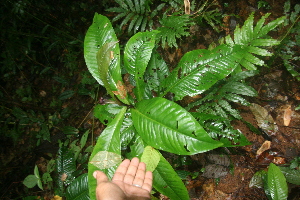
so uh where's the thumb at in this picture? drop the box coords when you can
[93,170,109,185]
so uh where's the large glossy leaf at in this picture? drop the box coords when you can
[131,97,223,155]
[160,45,241,101]
[153,152,190,200]
[268,163,288,200]
[88,107,127,200]
[124,31,158,101]
[84,13,119,86]
[66,174,90,200]
[84,14,129,104]
[160,14,284,101]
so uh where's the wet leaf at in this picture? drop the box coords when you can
[249,170,267,188]
[279,167,300,185]
[249,103,278,135]
[268,163,288,200]
[90,151,122,169]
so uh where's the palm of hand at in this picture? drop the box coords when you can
[94,158,153,200]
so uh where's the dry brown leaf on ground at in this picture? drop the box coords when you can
[256,140,271,155]
[283,105,292,126]
[249,103,278,135]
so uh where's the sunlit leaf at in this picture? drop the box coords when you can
[141,146,160,172]
[90,151,122,169]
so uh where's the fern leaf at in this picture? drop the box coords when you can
[120,12,135,29]
[125,0,135,12]
[140,17,149,32]
[151,3,165,18]
[115,0,129,10]
[224,93,250,106]
[134,0,141,13]
[185,70,257,120]
[128,14,139,33]
[107,7,126,13]
[157,15,193,48]
[133,15,144,33]
[218,99,241,119]
[247,46,272,56]
[139,0,147,14]
[112,12,128,22]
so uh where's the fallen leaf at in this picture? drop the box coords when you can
[283,105,292,126]
[249,103,278,135]
[257,141,271,155]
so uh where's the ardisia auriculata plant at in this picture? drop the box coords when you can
[84,13,285,199]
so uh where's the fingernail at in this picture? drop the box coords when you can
[93,171,97,179]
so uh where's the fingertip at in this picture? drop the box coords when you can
[93,171,98,179]
[93,170,109,184]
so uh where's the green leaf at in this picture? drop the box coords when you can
[94,104,123,125]
[23,175,39,188]
[268,163,288,200]
[88,107,127,200]
[63,126,79,135]
[66,174,90,200]
[249,170,267,188]
[144,50,170,96]
[157,15,193,48]
[34,165,40,178]
[141,146,160,172]
[153,153,190,200]
[80,130,89,149]
[59,90,75,100]
[96,41,129,104]
[84,13,122,91]
[161,45,241,101]
[124,31,158,101]
[131,97,222,155]
[279,166,300,185]
[56,147,77,192]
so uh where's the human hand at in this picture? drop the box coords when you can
[94,157,153,200]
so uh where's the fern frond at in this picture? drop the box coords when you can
[228,13,285,70]
[157,14,194,48]
[107,0,164,33]
[160,13,284,100]
[192,113,251,146]
[185,70,258,120]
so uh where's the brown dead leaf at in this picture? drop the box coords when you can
[283,105,292,126]
[256,140,271,155]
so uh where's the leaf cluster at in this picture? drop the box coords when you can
[250,162,300,200]
[84,12,284,199]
